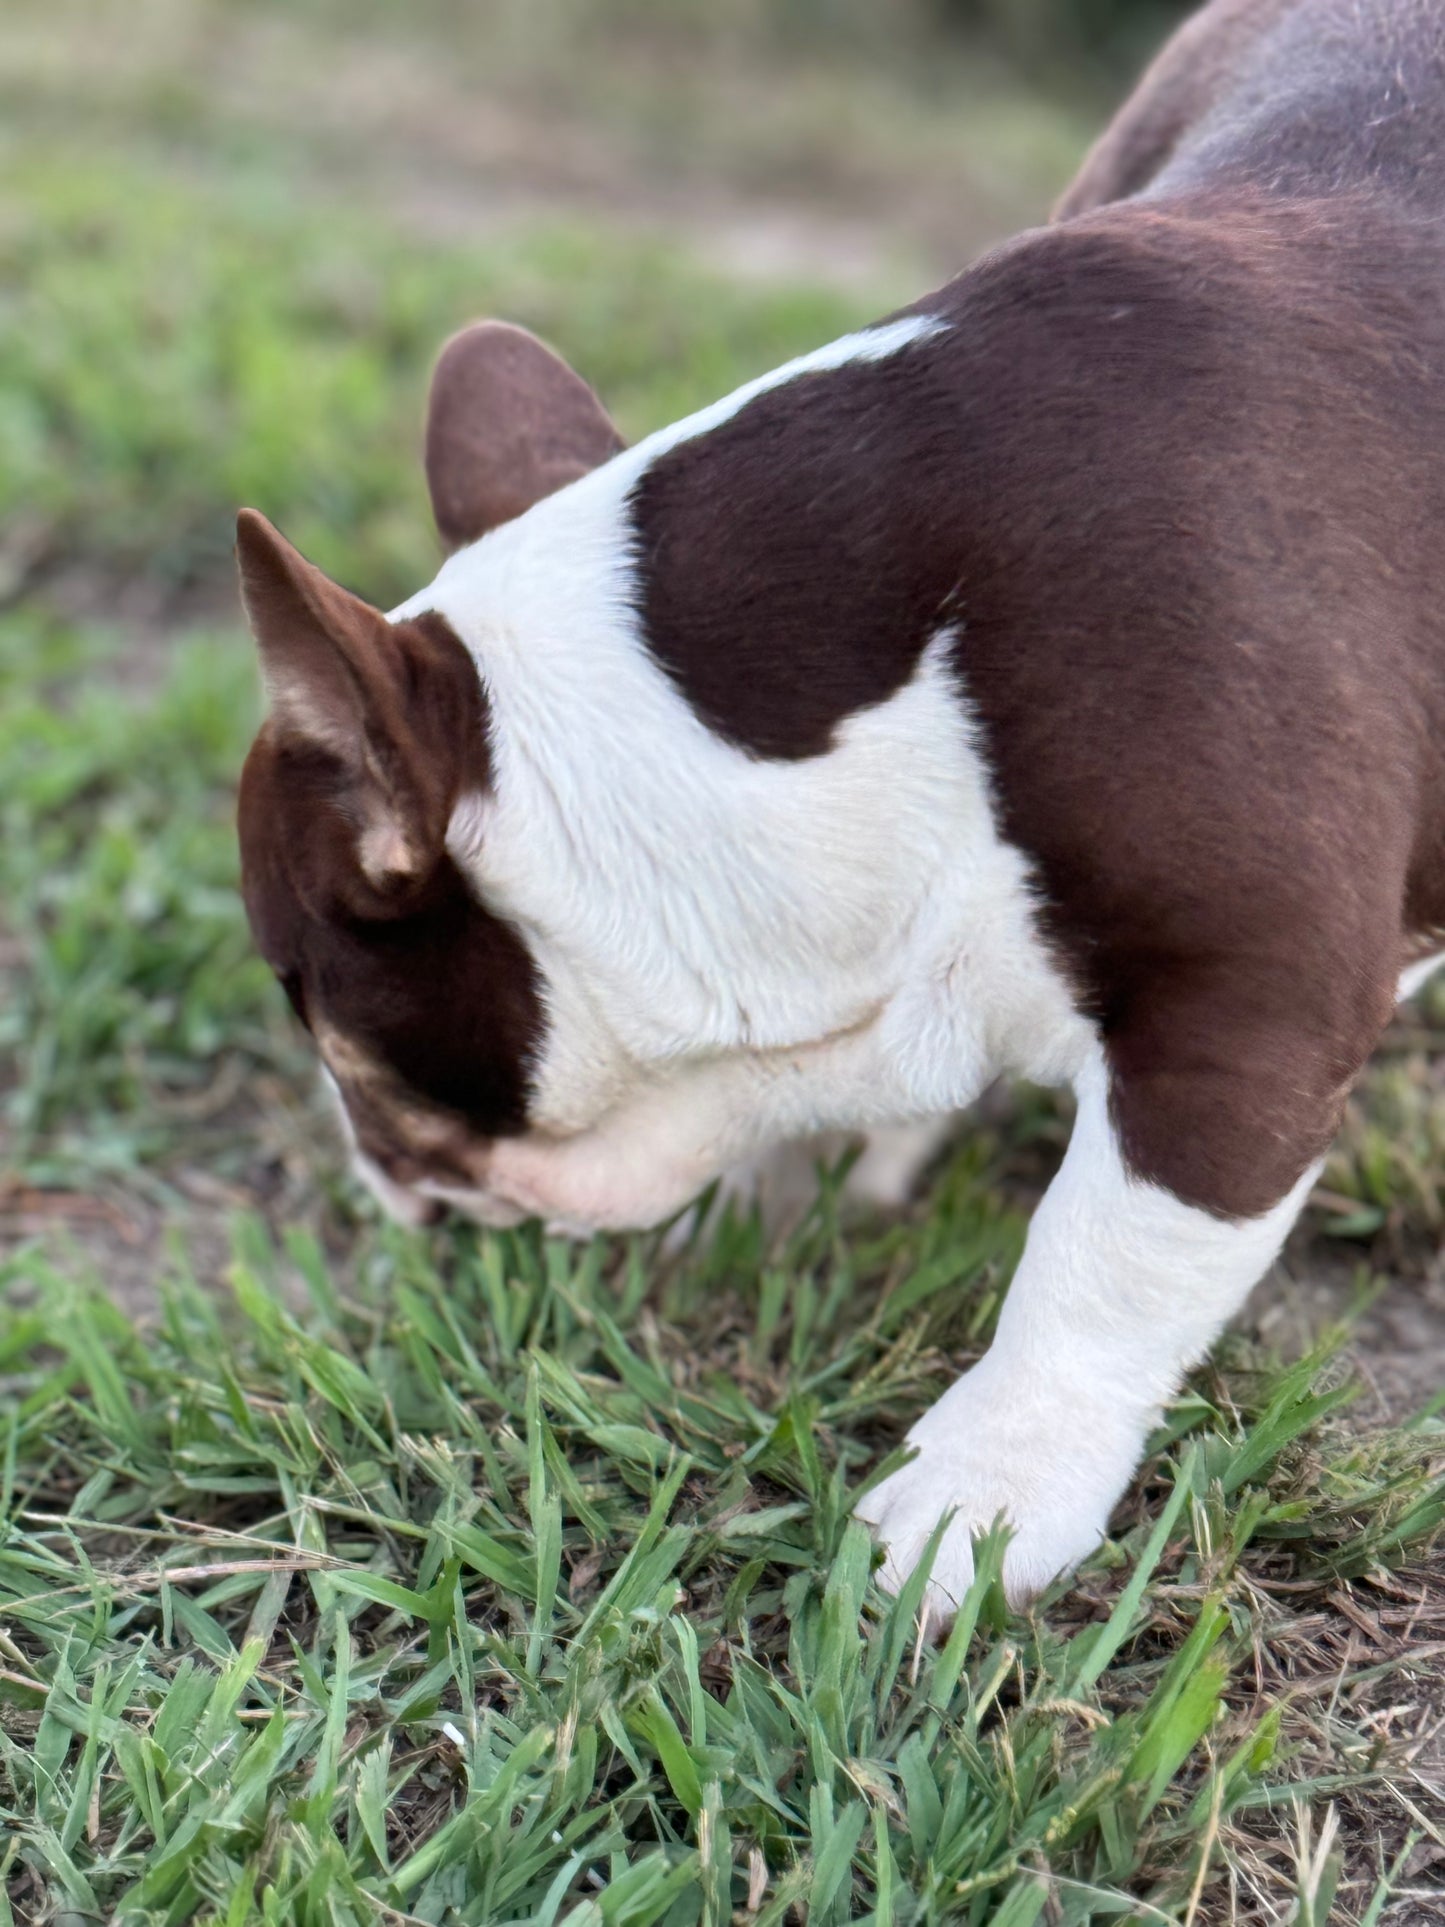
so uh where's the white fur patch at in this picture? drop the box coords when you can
[855,1051,1321,1615]
[357,820,420,887]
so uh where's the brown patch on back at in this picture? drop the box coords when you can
[930,197,1441,1217]
[630,334,954,759]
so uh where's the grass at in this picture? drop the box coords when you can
[2,4,1443,1920]
[0,145,875,613]
[0,625,284,1184]
[4,1189,1443,1923]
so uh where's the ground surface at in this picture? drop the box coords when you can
[2,2,1443,1920]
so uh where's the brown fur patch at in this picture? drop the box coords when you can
[236,529,543,1159]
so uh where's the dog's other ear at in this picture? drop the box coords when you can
[425,320,625,550]
[236,509,469,896]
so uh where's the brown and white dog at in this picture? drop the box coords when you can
[237,0,1445,1614]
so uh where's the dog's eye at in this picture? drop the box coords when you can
[279,970,312,1033]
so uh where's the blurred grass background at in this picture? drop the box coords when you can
[3,0,1172,607]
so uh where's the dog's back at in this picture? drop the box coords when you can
[1060,0,1445,216]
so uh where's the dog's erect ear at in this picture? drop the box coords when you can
[424,320,625,550]
[237,508,399,754]
[236,509,468,894]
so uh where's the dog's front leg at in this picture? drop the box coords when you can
[855,1051,1321,1617]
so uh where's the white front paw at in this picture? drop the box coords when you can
[854,1360,1149,1617]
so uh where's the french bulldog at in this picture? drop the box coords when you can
[237,0,1445,1615]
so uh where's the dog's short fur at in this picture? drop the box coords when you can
[237,0,1445,1614]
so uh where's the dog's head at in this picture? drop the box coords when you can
[238,323,793,1234]
[239,322,635,1229]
